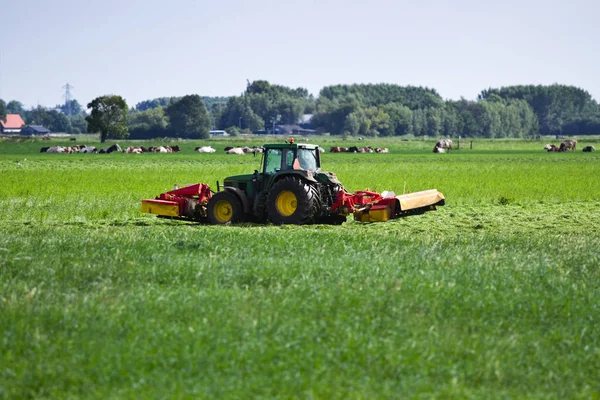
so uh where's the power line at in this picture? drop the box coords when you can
[62,83,74,115]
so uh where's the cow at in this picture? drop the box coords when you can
[108,143,122,153]
[196,146,217,153]
[40,147,49,153]
[329,146,348,153]
[224,146,234,152]
[583,146,596,152]
[435,139,453,152]
[170,145,181,152]
[375,147,389,153]
[81,146,97,153]
[226,147,245,155]
[559,140,577,152]
[47,146,65,153]
[125,146,143,154]
[352,146,373,153]
[545,144,560,152]
[99,144,122,154]
[433,146,445,153]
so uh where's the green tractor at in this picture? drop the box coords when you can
[207,141,346,225]
[141,140,445,225]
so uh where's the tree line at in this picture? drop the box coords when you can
[0,99,88,134]
[2,82,599,140]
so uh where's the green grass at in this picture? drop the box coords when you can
[1,138,600,398]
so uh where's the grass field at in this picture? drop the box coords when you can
[1,137,600,398]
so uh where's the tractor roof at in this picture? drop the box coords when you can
[263,142,319,150]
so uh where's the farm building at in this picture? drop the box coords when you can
[21,125,51,136]
[273,124,316,135]
[0,114,26,134]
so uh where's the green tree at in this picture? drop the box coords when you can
[478,84,597,135]
[364,107,390,136]
[343,112,360,136]
[6,100,24,115]
[165,94,210,139]
[426,108,442,137]
[24,106,73,133]
[0,99,6,122]
[57,99,83,116]
[70,115,88,134]
[383,103,412,136]
[86,95,129,142]
[441,104,458,138]
[219,96,264,131]
[319,83,443,110]
[128,107,168,139]
[225,126,240,137]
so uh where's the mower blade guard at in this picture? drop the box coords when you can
[396,189,445,212]
[141,199,180,217]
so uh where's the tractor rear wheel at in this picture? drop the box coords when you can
[267,177,318,225]
[207,191,242,224]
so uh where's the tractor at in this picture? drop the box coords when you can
[141,139,445,225]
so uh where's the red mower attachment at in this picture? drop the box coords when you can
[141,183,212,220]
[331,188,445,222]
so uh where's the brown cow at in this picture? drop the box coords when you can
[329,146,348,153]
[125,146,143,154]
[583,146,595,152]
[559,140,577,152]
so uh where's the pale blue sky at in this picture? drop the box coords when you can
[1,0,598,109]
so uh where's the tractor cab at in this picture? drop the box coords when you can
[262,142,321,174]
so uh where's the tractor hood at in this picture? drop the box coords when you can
[316,171,343,186]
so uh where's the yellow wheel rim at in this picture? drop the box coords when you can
[214,199,233,223]
[276,190,297,216]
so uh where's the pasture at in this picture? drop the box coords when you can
[1,137,600,398]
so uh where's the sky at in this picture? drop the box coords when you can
[1,0,598,110]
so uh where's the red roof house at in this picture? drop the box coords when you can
[1,114,26,134]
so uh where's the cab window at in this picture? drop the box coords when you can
[297,148,318,171]
[264,149,282,174]
[284,149,295,169]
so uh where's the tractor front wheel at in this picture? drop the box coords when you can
[267,177,318,225]
[207,191,242,224]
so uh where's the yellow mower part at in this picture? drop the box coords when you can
[354,204,391,223]
[141,200,179,217]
